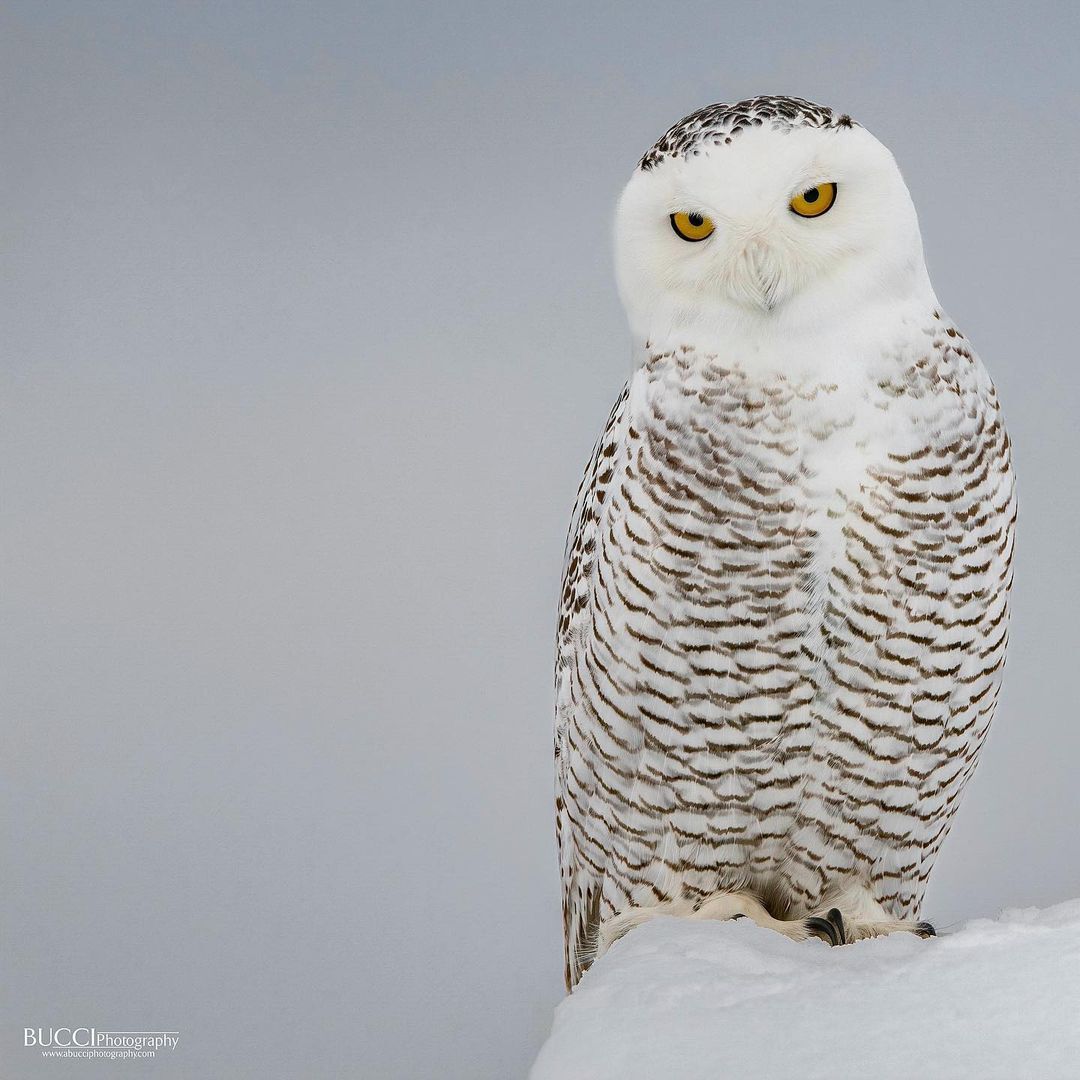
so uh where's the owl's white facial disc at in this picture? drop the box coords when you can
[614,97,932,348]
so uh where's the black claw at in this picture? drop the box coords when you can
[916,921,937,938]
[826,908,847,946]
[805,915,840,946]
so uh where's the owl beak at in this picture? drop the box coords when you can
[728,237,782,312]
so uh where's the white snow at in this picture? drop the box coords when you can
[531,901,1080,1079]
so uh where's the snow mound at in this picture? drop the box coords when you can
[531,900,1080,1079]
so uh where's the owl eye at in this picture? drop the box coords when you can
[670,211,715,242]
[790,182,837,218]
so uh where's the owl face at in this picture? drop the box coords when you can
[614,107,928,344]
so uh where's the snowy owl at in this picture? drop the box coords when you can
[555,96,1015,989]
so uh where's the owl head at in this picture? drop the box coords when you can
[614,96,931,346]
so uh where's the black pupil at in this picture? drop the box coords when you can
[803,188,820,203]
[688,213,704,226]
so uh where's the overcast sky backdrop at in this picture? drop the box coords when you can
[4,2,1080,1077]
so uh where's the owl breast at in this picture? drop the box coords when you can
[567,329,1013,926]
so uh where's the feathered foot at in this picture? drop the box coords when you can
[804,885,937,946]
[595,890,825,961]
[806,908,936,945]
[592,885,936,964]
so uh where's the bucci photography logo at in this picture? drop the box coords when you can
[24,1027,180,1061]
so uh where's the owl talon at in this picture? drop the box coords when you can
[804,908,847,946]
[805,915,841,946]
[826,907,847,945]
[916,921,936,938]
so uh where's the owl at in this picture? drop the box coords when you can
[555,96,1015,990]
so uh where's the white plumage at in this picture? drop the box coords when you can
[555,97,1015,989]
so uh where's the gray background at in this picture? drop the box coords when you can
[3,2,1078,1077]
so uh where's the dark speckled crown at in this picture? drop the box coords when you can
[638,95,855,171]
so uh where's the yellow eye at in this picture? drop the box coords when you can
[670,211,715,242]
[790,182,837,218]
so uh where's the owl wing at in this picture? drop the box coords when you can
[808,324,1017,921]
[557,383,630,661]
[555,381,629,989]
[854,341,1018,917]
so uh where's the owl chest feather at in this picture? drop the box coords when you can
[561,329,1012,921]
[615,353,883,729]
